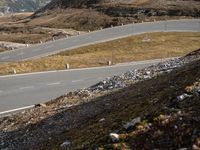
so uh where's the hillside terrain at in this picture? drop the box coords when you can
[0,13,83,52]
[29,0,200,30]
[0,0,50,14]
[0,49,200,149]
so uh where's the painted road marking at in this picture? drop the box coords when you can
[72,79,83,83]
[0,105,35,116]
[47,82,61,86]
[19,86,34,90]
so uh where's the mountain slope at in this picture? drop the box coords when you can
[0,0,50,13]
[30,0,200,30]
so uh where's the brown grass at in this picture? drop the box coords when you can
[0,32,200,75]
[0,33,52,44]
[0,13,32,23]
[133,0,150,5]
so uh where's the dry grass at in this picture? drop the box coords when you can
[0,13,32,23]
[133,0,150,5]
[0,32,200,75]
[0,33,52,44]
[0,48,5,53]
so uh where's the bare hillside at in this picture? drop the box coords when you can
[29,0,200,30]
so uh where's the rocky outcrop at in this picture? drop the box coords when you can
[0,0,50,14]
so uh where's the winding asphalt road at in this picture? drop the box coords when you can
[0,19,199,62]
[0,59,166,112]
[0,19,199,113]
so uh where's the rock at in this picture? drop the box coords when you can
[77,89,91,98]
[145,71,151,75]
[72,56,195,97]
[197,89,200,95]
[60,140,71,148]
[177,93,191,101]
[193,144,200,150]
[35,103,47,108]
[109,133,119,142]
[123,117,141,130]
[99,118,105,122]
[88,57,189,92]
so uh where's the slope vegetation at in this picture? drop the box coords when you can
[29,0,200,30]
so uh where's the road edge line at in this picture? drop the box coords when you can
[0,105,35,116]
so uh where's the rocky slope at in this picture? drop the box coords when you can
[29,0,200,30]
[0,0,50,14]
[0,49,200,149]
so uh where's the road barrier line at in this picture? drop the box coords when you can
[0,105,35,116]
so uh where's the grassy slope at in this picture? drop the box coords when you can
[0,32,199,75]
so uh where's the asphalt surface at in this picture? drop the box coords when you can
[0,19,199,62]
[0,59,164,112]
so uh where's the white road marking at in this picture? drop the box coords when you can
[0,105,35,116]
[47,82,61,86]
[72,79,83,83]
[19,86,34,90]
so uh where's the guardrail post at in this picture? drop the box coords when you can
[13,68,16,74]
[65,64,70,69]
[107,61,112,66]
